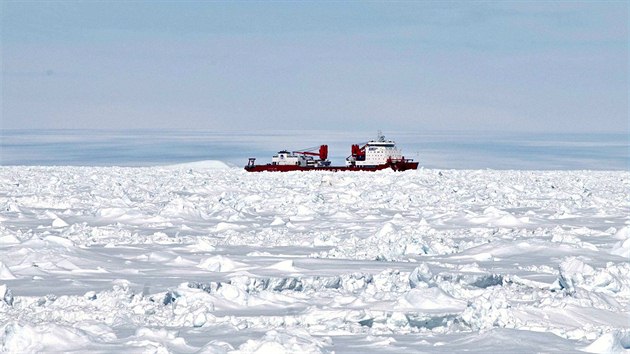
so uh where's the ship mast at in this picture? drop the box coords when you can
[377,130,385,142]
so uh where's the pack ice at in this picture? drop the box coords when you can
[1,165,629,353]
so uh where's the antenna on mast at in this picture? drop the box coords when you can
[377,130,385,142]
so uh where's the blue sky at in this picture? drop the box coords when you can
[2,1,628,133]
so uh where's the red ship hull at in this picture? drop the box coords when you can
[245,161,419,172]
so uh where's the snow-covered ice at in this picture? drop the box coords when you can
[1,165,629,353]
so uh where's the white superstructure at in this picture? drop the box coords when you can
[271,150,330,167]
[345,133,404,167]
[271,151,308,166]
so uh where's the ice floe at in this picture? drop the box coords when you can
[0,166,628,352]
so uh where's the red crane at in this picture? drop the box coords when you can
[293,145,328,160]
[351,144,366,158]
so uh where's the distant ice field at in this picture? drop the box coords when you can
[2,129,628,170]
[1,166,629,353]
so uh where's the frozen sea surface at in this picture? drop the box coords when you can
[1,129,628,170]
[1,165,629,353]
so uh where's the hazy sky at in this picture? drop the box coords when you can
[2,2,628,133]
